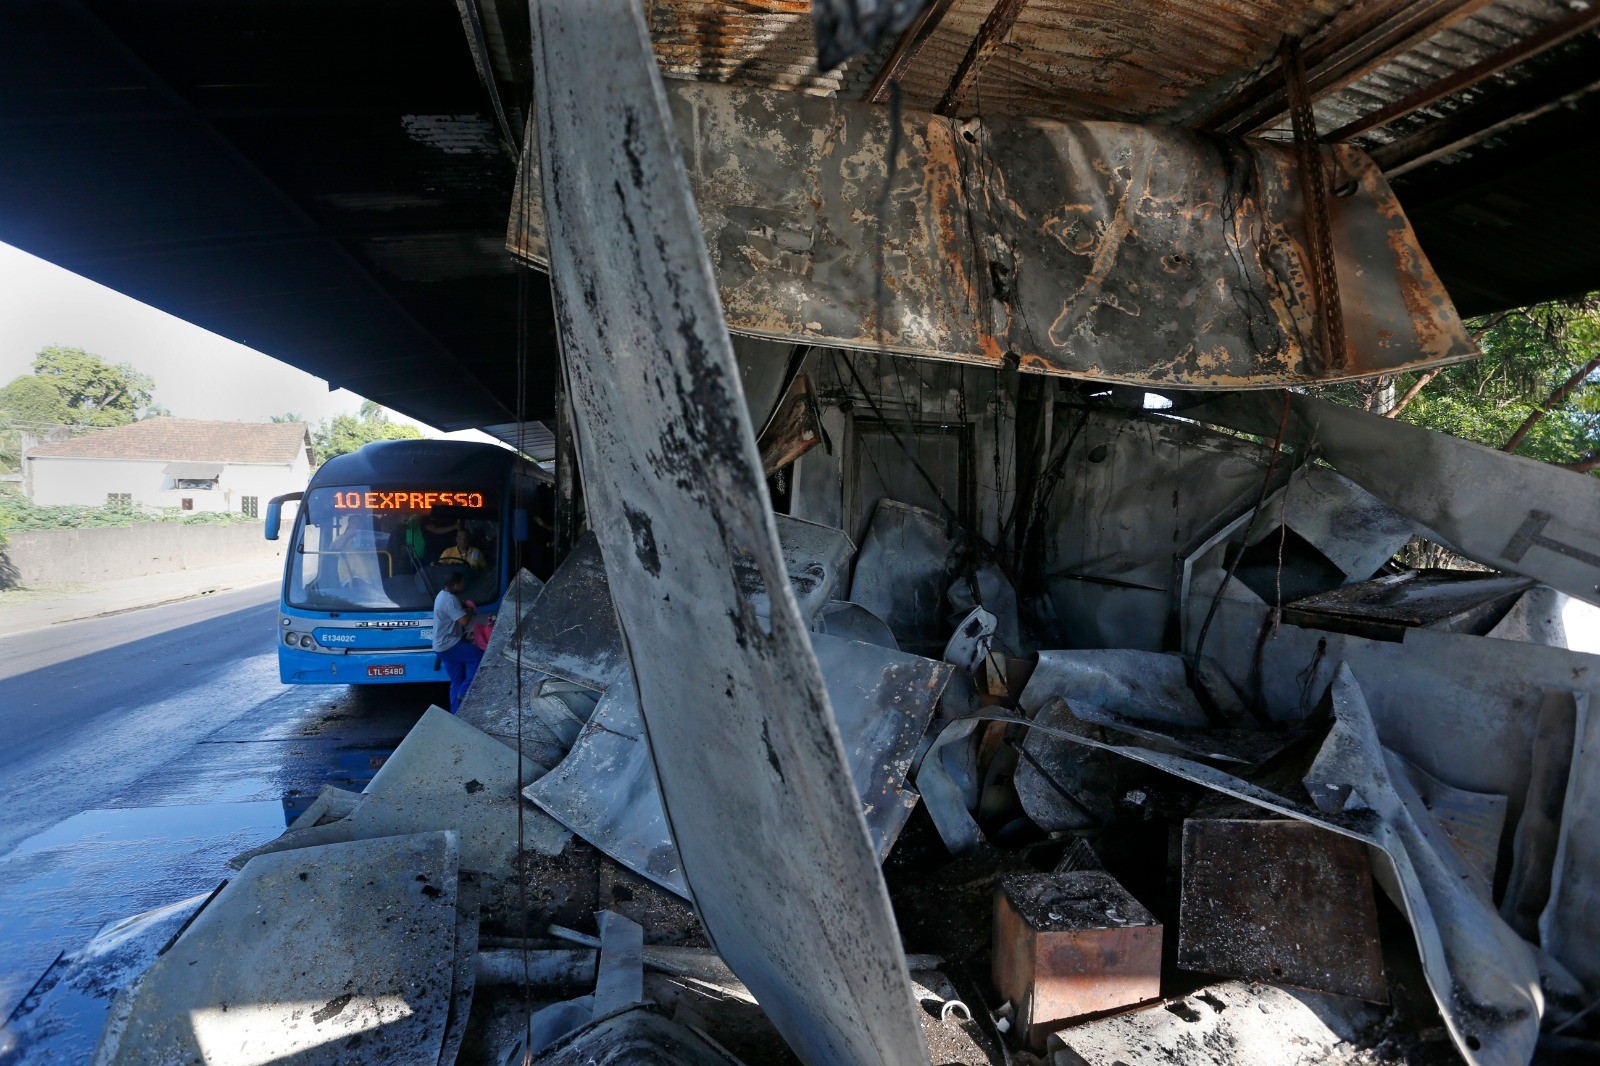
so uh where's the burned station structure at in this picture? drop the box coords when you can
[5,2,1600,1065]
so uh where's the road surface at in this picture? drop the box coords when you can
[0,580,442,1050]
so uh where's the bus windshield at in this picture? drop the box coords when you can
[287,486,502,611]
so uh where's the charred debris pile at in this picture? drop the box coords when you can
[64,368,1600,1066]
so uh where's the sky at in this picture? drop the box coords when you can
[0,241,489,441]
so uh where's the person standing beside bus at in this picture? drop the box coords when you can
[432,571,483,713]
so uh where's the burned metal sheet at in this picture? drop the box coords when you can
[507,532,628,690]
[526,3,926,1063]
[1,894,209,1065]
[813,599,899,650]
[94,831,461,1066]
[914,717,987,855]
[524,679,683,894]
[1502,690,1578,941]
[458,568,568,765]
[535,1004,749,1066]
[1183,390,1600,608]
[1390,753,1508,896]
[948,563,1022,658]
[851,499,955,650]
[1542,691,1600,991]
[1178,818,1387,1002]
[1281,570,1533,643]
[509,80,1478,388]
[1003,680,1546,1066]
[1018,649,1211,724]
[525,633,951,897]
[511,517,854,691]
[1274,466,1421,583]
[229,707,569,926]
[1014,698,1122,833]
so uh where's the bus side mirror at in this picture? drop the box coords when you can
[265,491,303,541]
[514,508,529,541]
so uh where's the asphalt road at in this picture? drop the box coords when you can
[0,582,441,1054]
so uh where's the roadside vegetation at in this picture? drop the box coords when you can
[0,487,254,543]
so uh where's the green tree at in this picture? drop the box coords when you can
[0,346,157,428]
[0,374,69,425]
[1319,295,1600,475]
[313,408,421,464]
[269,412,305,424]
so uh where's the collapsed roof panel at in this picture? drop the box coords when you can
[510,80,1478,387]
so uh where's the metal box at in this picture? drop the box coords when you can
[993,871,1162,1049]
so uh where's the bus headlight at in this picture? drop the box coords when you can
[298,634,314,649]
[284,632,297,647]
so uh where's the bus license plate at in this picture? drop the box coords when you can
[367,664,405,678]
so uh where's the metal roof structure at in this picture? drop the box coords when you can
[2,0,1596,431]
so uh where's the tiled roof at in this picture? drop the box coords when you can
[26,417,311,465]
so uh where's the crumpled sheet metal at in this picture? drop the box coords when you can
[524,633,951,898]
[1272,465,1421,584]
[94,831,462,1066]
[527,2,927,1063]
[228,707,569,924]
[507,532,628,690]
[3,894,209,1065]
[851,499,955,649]
[1012,671,1544,1066]
[535,1004,749,1066]
[1018,649,1211,724]
[813,599,899,650]
[1182,391,1600,608]
[458,568,567,766]
[1543,691,1600,991]
[511,516,854,691]
[509,80,1478,388]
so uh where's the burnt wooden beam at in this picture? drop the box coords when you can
[1327,5,1600,143]
[935,0,1030,117]
[863,0,959,103]
[1199,0,1498,135]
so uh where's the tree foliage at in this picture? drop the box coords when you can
[1319,295,1600,476]
[0,346,158,428]
[312,405,421,464]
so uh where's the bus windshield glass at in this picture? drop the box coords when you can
[287,486,502,611]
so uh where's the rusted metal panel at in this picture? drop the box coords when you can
[1178,818,1387,1003]
[509,80,1478,388]
[527,3,929,1064]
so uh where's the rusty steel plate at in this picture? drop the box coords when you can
[510,80,1478,389]
[1178,817,1388,1003]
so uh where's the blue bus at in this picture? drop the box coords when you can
[265,439,547,685]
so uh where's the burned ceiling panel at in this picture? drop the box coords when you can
[510,80,1478,388]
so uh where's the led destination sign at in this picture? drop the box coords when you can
[331,490,487,511]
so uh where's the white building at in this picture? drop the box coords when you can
[25,417,314,517]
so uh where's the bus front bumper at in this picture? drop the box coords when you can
[278,645,448,685]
